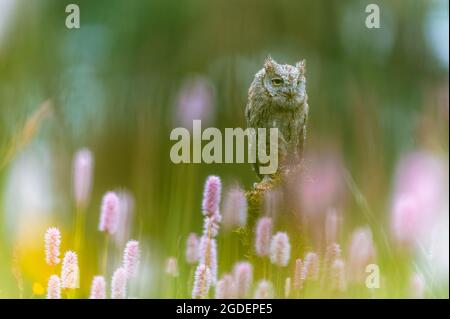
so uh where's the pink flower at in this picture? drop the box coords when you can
[47,275,61,299]
[253,280,274,299]
[293,258,305,290]
[325,208,339,245]
[330,259,346,292]
[90,276,106,299]
[73,148,93,209]
[348,227,376,282]
[99,191,120,234]
[410,272,426,299]
[202,176,221,217]
[391,151,446,247]
[199,235,218,283]
[203,215,221,238]
[165,257,179,277]
[192,264,211,299]
[222,186,248,230]
[255,217,273,257]
[175,76,215,128]
[324,243,342,277]
[111,267,127,299]
[215,274,236,299]
[61,251,79,289]
[303,252,319,281]
[185,233,200,264]
[123,240,140,278]
[114,190,135,247]
[296,150,346,216]
[45,227,61,266]
[233,261,253,298]
[270,232,291,267]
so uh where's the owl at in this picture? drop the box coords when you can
[245,56,309,179]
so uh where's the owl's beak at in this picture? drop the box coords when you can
[287,89,295,99]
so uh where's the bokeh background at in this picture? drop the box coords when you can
[0,0,448,298]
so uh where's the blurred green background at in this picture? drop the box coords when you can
[0,0,448,298]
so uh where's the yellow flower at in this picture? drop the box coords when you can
[33,282,45,296]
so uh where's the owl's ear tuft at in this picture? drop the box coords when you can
[296,59,306,74]
[264,56,276,73]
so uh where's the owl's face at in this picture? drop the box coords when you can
[262,57,306,109]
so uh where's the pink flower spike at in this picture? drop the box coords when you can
[47,275,61,299]
[73,148,94,209]
[185,233,200,264]
[410,272,426,299]
[222,186,248,230]
[330,259,346,292]
[270,232,291,267]
[199,236,218,283]
[348,227,376,282]
[233,261,253,298]
[99,191,120,235]
[293,258,304,290]
[254,280,274,299]
[215,274,236,299]
[304,252,319,281]
[111,267,127,299]
[123,240,140,278]
[192,264,212,299]
[202,175,221,217]
[45,227,61,266]
[61,251,79,289]
[90,276,106,299]
[255,217,273,257]
[165,257,179,277]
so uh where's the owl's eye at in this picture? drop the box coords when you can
[271,78,283,86]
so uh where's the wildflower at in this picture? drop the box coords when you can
[73,148,93,208]
[175,76,215,128]
[47,275,61,299]
[233,261,253,298]
[114,190,135,246]
[330,259,346,292]
[61,251,79,289]
[45,227,61,266]
[123,240,140,278]
[270,232,291,267]
[255,217,273,257]
[325,208,339,245]
[202,175,221,217]
[99,191,120,234]
[111,267,127,299]
[253,280,274,299]
[222,186,247,230]
[348,227,376,282]
[293,258,305,290]
[185,233,200,264]
[199,235,217,283]
[324,243,341,276]
[192,264,211,299]
[410,272,425,299]
[90,276,106,299]
[215,274,236,299]
[165,257,179,277]
[303,252,319,281]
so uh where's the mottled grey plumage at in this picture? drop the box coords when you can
[245,56,309,179]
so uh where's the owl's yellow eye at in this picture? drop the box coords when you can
[271,78,283,86]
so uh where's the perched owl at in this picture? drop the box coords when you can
[245,56,309,179]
